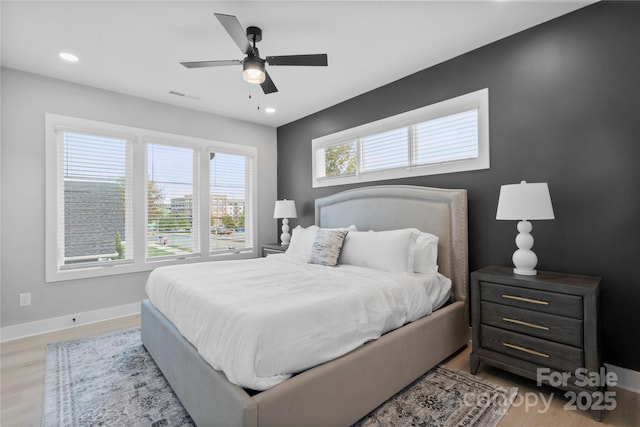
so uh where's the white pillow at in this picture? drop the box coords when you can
[285,225,319,262]
[410,229,439,274]
[339,229,416,274]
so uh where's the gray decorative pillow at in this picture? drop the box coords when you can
[309,228,348,267]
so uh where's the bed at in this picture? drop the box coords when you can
[141,185,469,426]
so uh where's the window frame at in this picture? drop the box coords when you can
[144,139,201,262]
[45,114,258,283]
[207,147,256,257]
[55,128,135,270]
[311,88,489,188]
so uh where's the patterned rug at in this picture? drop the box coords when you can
[43,328,193,426]
[43,328,517,427]
[354,366,518,427]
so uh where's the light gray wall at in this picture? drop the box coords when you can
[1,67,278,327]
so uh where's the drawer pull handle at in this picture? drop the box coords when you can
[502,317,550,331]
[503,342,550,358]
[501,294,549,305]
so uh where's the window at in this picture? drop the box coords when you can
[59,131,133,269]
[147,144,198,259]
[312,88,489,188]
[46,114,257,282]
[209,152,254,254]
[315,141,357,179]
[361,128,408,172]
[414,109,479,165]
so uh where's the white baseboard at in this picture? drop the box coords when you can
[606,363,640,394]
[0,302,141,343]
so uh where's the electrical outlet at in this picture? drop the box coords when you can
[19,292,31,307]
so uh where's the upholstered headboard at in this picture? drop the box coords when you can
[315,185,468,304]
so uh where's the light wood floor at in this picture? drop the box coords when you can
[1,315,141,427]
[1,315,638,426]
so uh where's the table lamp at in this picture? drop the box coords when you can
[496,181,555,275]
[273,199,297,246]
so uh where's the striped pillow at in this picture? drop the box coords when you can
[309,229,348,267]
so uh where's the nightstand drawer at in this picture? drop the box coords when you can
[480,325,583,373]
[263,248,285,256]
[480,281,583,319]
[261,244,287,257]
[481,301,583,347]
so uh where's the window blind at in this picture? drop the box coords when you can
[315,109,478,178]
[146,144,198,259]
[361,128,409,172]
[210,152,254,254]
[59,131,133,268]
[414,109,478,165]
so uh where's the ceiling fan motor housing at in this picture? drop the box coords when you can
[243,56,266,71]
[246,26,262,43]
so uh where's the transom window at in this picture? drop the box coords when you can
[312,89,489,188]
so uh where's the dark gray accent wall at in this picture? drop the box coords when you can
[277,1,640,371]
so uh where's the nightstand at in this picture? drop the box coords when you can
[261,243,287,257]
[470,266,603,420]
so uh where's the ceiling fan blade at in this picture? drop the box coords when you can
[261,70,278,94]
[180,60,242,68]
[214,13,254,55]
[266,54,328,66]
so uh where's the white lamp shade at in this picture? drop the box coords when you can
[273,199,297,219]
[496,181,555,221]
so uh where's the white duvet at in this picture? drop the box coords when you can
[145,254,451,390]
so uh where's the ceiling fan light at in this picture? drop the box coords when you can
[243,68,265,84]
[243,60,266,84]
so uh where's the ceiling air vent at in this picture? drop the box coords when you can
[169,91,200,100]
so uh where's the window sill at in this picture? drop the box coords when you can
[45,250,257,283]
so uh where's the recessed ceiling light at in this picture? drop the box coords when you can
[265,107,276,114]
[59,52,79,63]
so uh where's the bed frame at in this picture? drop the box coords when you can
[141,185,469,426]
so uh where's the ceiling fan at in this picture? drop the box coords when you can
[180,13,328,94]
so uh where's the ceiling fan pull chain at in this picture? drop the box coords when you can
[247,85,261,110]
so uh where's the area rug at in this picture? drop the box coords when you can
[43,327,194,426]
[353,366,518,427]
[43,327,517,427]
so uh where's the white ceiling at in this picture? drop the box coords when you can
[1,1,596,127]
